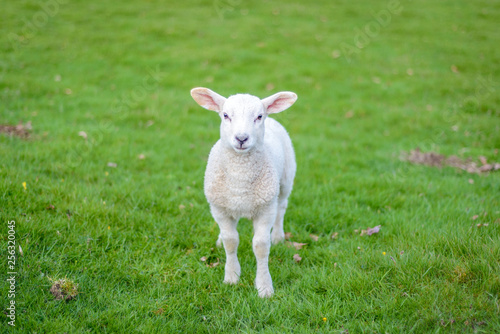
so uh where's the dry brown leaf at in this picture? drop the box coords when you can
[78,131,87,140]
[309,234,319,242]
[284,232,293,240]
[200,256,207,262]
[366,225,381,236]
[107,162,117,168]
[153,308,165,315]
[472,215,479,220]
[360,225,381,236]
[293,254,302,263]
[292,242,308,250]
[331,232,339,239]
[207,259,219,268]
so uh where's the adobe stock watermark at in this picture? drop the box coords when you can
[337,0,406,63]
[214,0,242,20]
[444,74,497,126]
[62,65,166,169]
[8,0,67,51]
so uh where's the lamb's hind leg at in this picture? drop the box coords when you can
[271,196,288,244]
[211,205,240,284]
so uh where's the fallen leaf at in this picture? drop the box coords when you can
[331,232,339,239]
[138,154,145,160]
[476,223,489,227]
[291,242,308,250]
[107,162,117,168]
[200,256,207,262]
[19,245,23,256]
[345,110,354,118]
[451,65,459,73]
[153,308,165,315]
[309,234,319,242]
[472,215,479,220]
[293,254,302,263]
[284,232,293,240]
[46,204,55,210]
[78,131,87,140]
[179,204,185,210]
[207,259,219,268]
[365,225,381,236]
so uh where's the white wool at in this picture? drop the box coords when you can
[191,88,297,298]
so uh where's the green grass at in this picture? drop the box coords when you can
[1,0,500,332]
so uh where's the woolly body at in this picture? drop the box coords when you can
[205,117,295,220]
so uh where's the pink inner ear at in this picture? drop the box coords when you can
[195,92,219,110]
[268,97,291,113]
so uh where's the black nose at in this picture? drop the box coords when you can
[235,135,249,145]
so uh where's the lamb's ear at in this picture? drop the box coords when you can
[262,91,297,114]
[190,87,226,112]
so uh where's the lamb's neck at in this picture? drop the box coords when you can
[221,146,266,176]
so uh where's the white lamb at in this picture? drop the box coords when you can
[190,87,297,298]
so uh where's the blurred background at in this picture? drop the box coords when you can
[1,0,499,332]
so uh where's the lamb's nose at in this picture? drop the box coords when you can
[235,135,249,144]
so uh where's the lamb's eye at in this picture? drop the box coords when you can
[223,113,229,120]
[256,115,263,121]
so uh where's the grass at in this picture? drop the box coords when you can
[1,0,499,332]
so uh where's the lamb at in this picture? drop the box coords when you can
[190,87,297,298]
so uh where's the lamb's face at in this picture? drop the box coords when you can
[191,87,297,155]
[219,94,266,154]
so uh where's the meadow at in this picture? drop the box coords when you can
[1,0,499,332]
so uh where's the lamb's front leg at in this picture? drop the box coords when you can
[211,205,240,284]
[252,203,278,298]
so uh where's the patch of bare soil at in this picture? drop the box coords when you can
[0,121,32,138]
[49,277,79,301]
[404,148,500,174]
